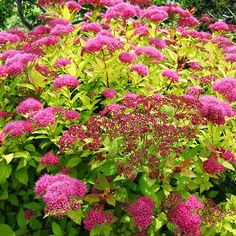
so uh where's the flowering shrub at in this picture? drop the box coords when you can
[0,0,236,235]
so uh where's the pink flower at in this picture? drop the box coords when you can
[225,53,236,62]
[34,36,60,47]
[185,195,203,211]
[149,38,166,49]
[0,66,7,77]
[162,69,179,82]
[54,58,71,68]
[130,64,149,76]
[213,77,236,102]
[188,61,202,71]
[3,120,33,137]
[16,98,43,114]
[208,21,229,31]
[32,108,55,127]
[141,6,168,22]
[134,25,149,37]
[167,202,201,236]
[84,210,113,231]
[129,196,155,233]
[100,104,126,115]
[203,157,224,174]
[50,24,74,36]
[29,25,51,37]
[40,152,60,166]
[65,110,80,120]
[102,88,116,99]
[66,1,81,12]
[84,32,123,53]
[186,86,204,96]
[136,46,165,61]
[178,16,199,27]
[48,19,71,27]
[0,50,19,60]
[199,95,234,125]
[54,75,79,89]
[81,22,102,33]
[35,64,50,76]
[24,209,36,220]
[119,52,137,63]
[7,29,26,41]
[0,32,21,44]
[212,36,233,48]
[104,3,140,20]
[34,174,87,216]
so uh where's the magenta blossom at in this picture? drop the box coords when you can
[16,98,43,114]
[162,69,179,82]
[40,152,60,166]
[54,75,79,89]
[130,64,149,76]
[102,88,116,99]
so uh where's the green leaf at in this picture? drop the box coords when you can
[0,224,15,236]
[207,191,219,198]
[14,151,30,159]
[90,159,106,170]
[52,222,63,236]
[8,194,19,206]
[15,168,28,185]
[0,163,12,184]
[107,195,116,206]
[24,202,42,211]
[108,139,118,157]
[66,157,81,168]
[114,188,128,202]
[17,209,27,228]
[2,153,14,164]
[67,210,83,225]
[24,144,36,152]
[96,173,110,190]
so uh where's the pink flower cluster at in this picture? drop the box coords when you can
[16,98,43,115]
[119,52,137,64]
[129,196,155,235]
[208,21,229,31]
[0,32,21,44]
[130,64,149,76]
[199,95,234,125]
[203,157,224,174]
[83,209,113,231]
[102,88,116,99]
[54,58,71,68]
[31,107,55,127]
[4,53,38,76]
[81,22,102,34]
[167,195,202,236]
[162,69,179,82]
[178,16,199,27]
[66,1,81,12]
[136,46,165,61]
[53,74,79,89]
[104,2,140,20]
[3,120,33,137]
[141,6,168,22]
[213,77,236,102]
[149,38,166,49]
[186,86,204,96]
[40,152,60,166]
[34,174,87,216]
[84,31,123,53]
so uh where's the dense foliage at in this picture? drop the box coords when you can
[0,0,236,236]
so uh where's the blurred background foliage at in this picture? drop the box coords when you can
[0,0,235,32]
